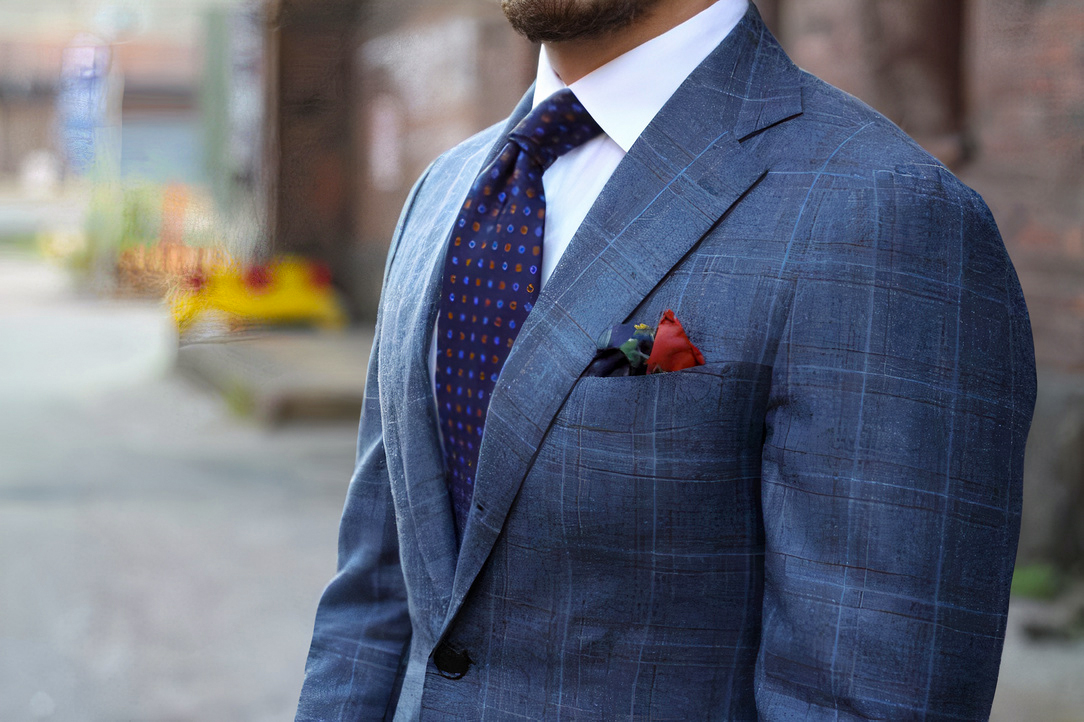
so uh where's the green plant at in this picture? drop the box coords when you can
[1011,563,1065,600]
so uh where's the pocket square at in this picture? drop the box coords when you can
[584,309,705,377]
[646,309,706,374]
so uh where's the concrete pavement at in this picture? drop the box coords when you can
[0,251,357,721]
[0,378,357,721]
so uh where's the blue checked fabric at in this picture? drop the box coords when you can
[436,89,602,539]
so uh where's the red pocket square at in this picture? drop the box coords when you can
[646,309,705,374]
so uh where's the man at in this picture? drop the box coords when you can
[297,0,1036,719]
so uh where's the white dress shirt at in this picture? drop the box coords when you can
[429,0,749,407]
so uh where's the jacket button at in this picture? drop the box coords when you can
[433,642,471,679]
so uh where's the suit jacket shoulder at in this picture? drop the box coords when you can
[742,67,1007,276]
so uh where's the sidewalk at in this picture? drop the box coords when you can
[0,251,357,721]
[992,595,1084,721]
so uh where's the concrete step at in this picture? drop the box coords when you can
[176,330,373,426]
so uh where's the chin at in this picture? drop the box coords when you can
[501,0,662,43]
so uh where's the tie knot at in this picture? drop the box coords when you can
[508,89,603,172]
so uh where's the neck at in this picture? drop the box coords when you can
[543,0,719,85]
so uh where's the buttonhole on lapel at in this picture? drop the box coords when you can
[474,503,486,513]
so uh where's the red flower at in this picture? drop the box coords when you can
[646,309,705,374]
[309,261,333,289]
[244,264,273,291]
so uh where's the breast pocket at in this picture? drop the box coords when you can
[536,360,768,556]
[552,361,765,481]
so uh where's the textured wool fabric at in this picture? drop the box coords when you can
[297,5,1036,721]
[436,89,602,539]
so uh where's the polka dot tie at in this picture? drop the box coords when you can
[436,89,603,541]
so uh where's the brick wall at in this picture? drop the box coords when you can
[964,0,1084,373]
[348,0,535,317]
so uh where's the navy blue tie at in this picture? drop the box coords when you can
[436,89,602,540]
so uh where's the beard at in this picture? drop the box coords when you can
[501,0,664,43]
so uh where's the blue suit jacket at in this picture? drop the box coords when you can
[297,6,1036,720]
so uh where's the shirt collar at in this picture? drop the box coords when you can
[532,0,749,153]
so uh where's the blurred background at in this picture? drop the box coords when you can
[0,0,1081,719]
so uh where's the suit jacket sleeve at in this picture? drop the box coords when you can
[754,171,1036,720]
[295,166,432,721]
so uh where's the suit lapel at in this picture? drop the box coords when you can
[380,90,535,634]
[441,5,804,638]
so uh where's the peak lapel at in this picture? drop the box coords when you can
[379,89,535,635]
[441,5,803,638]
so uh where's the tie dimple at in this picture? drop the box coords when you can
[435,89,602,542]
[509,94,603,171]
